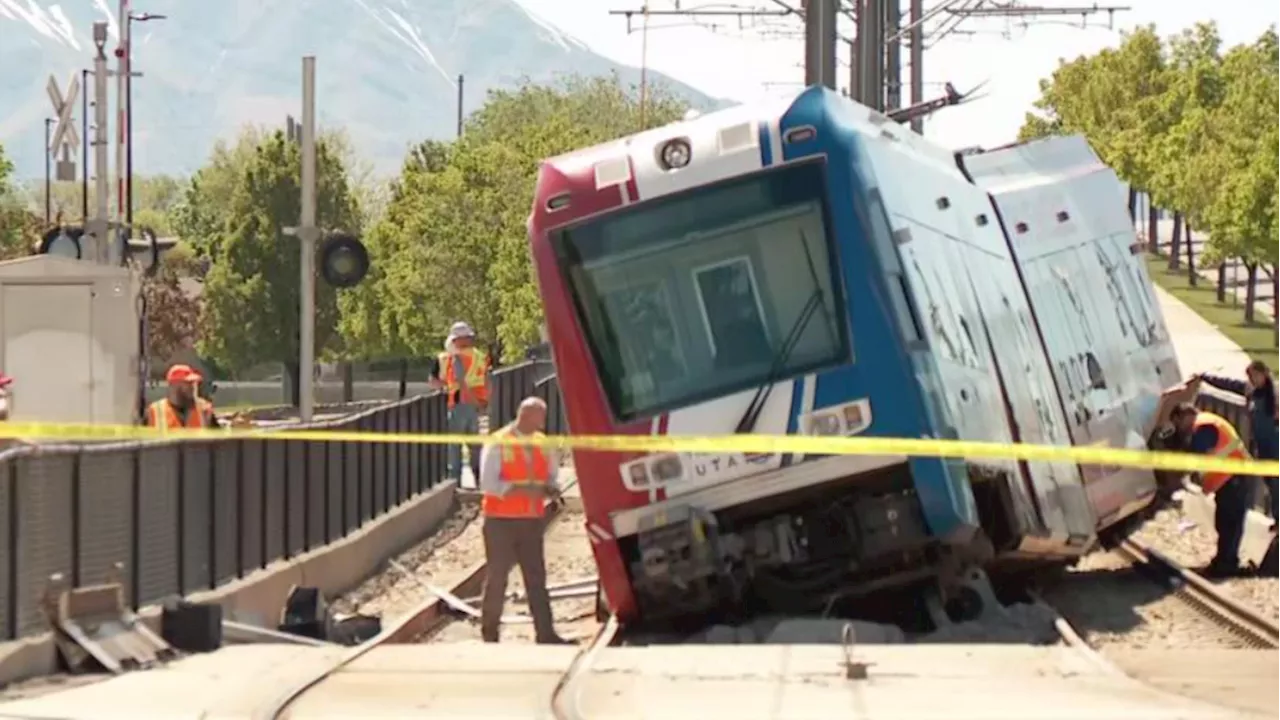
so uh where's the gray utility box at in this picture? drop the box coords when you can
[0,255,140,425]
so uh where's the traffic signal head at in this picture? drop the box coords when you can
[320,233,370,288]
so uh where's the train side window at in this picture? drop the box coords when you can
[1085,351,1107,390]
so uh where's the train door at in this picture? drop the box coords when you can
[897,225,1011,455]
[960,253,1090,539]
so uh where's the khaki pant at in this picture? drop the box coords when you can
[480,517,556,642]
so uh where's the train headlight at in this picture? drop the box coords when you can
[803,398,873,437]
[807,412,843,436]
[658,138,692,170]
[621,453,686,492]
[651,453,684,483]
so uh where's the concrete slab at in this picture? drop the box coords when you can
[0,645,346,719]
[0,642,1264,719]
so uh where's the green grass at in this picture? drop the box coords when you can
[1145,254,1279,371]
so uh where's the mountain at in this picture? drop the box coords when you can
[0,0,727,179]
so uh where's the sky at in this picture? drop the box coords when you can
[513,0,1277,150]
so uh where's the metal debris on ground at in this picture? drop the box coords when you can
[42,567,178,674]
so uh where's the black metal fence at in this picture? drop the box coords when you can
[488,361,568,435]
[0,394,448,642]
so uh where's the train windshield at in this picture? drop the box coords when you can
[552,160,851,423]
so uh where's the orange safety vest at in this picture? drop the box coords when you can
[145,399,207,430]
[438,348,490,408]
[1194,411,1250,495]
[482,424,552,519]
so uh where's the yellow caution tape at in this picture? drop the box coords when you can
[0,420,1276,478]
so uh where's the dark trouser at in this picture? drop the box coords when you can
[480,517,556,643]
[446,402,481,480]
[1253,426,1278,522]
[1211,476,1250,571]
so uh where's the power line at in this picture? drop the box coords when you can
[608,1,1131,130]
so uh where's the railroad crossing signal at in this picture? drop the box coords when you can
[47,73,80,181]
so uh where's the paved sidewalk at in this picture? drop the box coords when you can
[1154,285,1254,379]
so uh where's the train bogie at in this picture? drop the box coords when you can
[527,86,1177,630]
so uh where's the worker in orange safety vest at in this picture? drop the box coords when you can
[429,321,491,482]
[476,396,572,645]
[145,364,219,430]
[1168,401,1254,578]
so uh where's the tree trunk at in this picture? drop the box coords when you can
[1147,202,1159,252]
[397,359,409,399]
[1272,271,1278,347]
[1127,187,1137,222]
[342,362,354,402]
[1168,212,1183,270]
[285,361,301,408]
[1216,264,1228,303]
[1185,226,1197,287]
[1244,262,1258,324]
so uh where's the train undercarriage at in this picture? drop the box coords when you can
[614,462,1044,638]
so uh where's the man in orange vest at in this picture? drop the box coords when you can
[428,321,491,483]
[1169,402,1253,578]
[144,364,219,429]
[476,396,571,645]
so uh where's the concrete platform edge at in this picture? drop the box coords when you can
[0,479,459,688]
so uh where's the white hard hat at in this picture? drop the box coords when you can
[445,321,476,349]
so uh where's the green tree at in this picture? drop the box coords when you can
[342,74,691,362]
[1196,30,1279,326]
[170,129,264,257]
[0,144,38,260]
[197,130,360,402]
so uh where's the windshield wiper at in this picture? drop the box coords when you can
[734,289,822,434]
[734,229,833,434]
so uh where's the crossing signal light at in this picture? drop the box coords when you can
[38,226,84,259]
[320,233,369,288]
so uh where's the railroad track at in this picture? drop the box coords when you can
[258,481,605,720]
[1112,537,1279,650]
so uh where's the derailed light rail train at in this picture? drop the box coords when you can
[526,86,1180,629]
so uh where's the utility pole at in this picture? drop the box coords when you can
[885,0,902,111]
[81,68,90,220]
[803,0,838,90]
[456,74,464,138]
[299,56,318,422]
[90,22,112,265]
[115,0,129,254]
[909,0,923,132]
[44,119,53,224]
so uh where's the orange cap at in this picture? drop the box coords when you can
[166,364,202,385]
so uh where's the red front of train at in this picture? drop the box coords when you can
[526,145,657,623]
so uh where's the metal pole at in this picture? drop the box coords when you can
[299,56,317,423]
[81,68,89,222]
[804,0,839,89]
[885,0,901,111]
[92,23,111,265]
[908,0,924,132]
[848,38,860,101]
[44,119,52,225]
[125,15,134,242]
[115,0,129,244]
[456,74,464,138]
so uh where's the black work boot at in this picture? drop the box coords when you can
[536,635,575,645]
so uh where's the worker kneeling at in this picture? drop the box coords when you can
[1169,402,1254,578]
[477,396,572,645]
